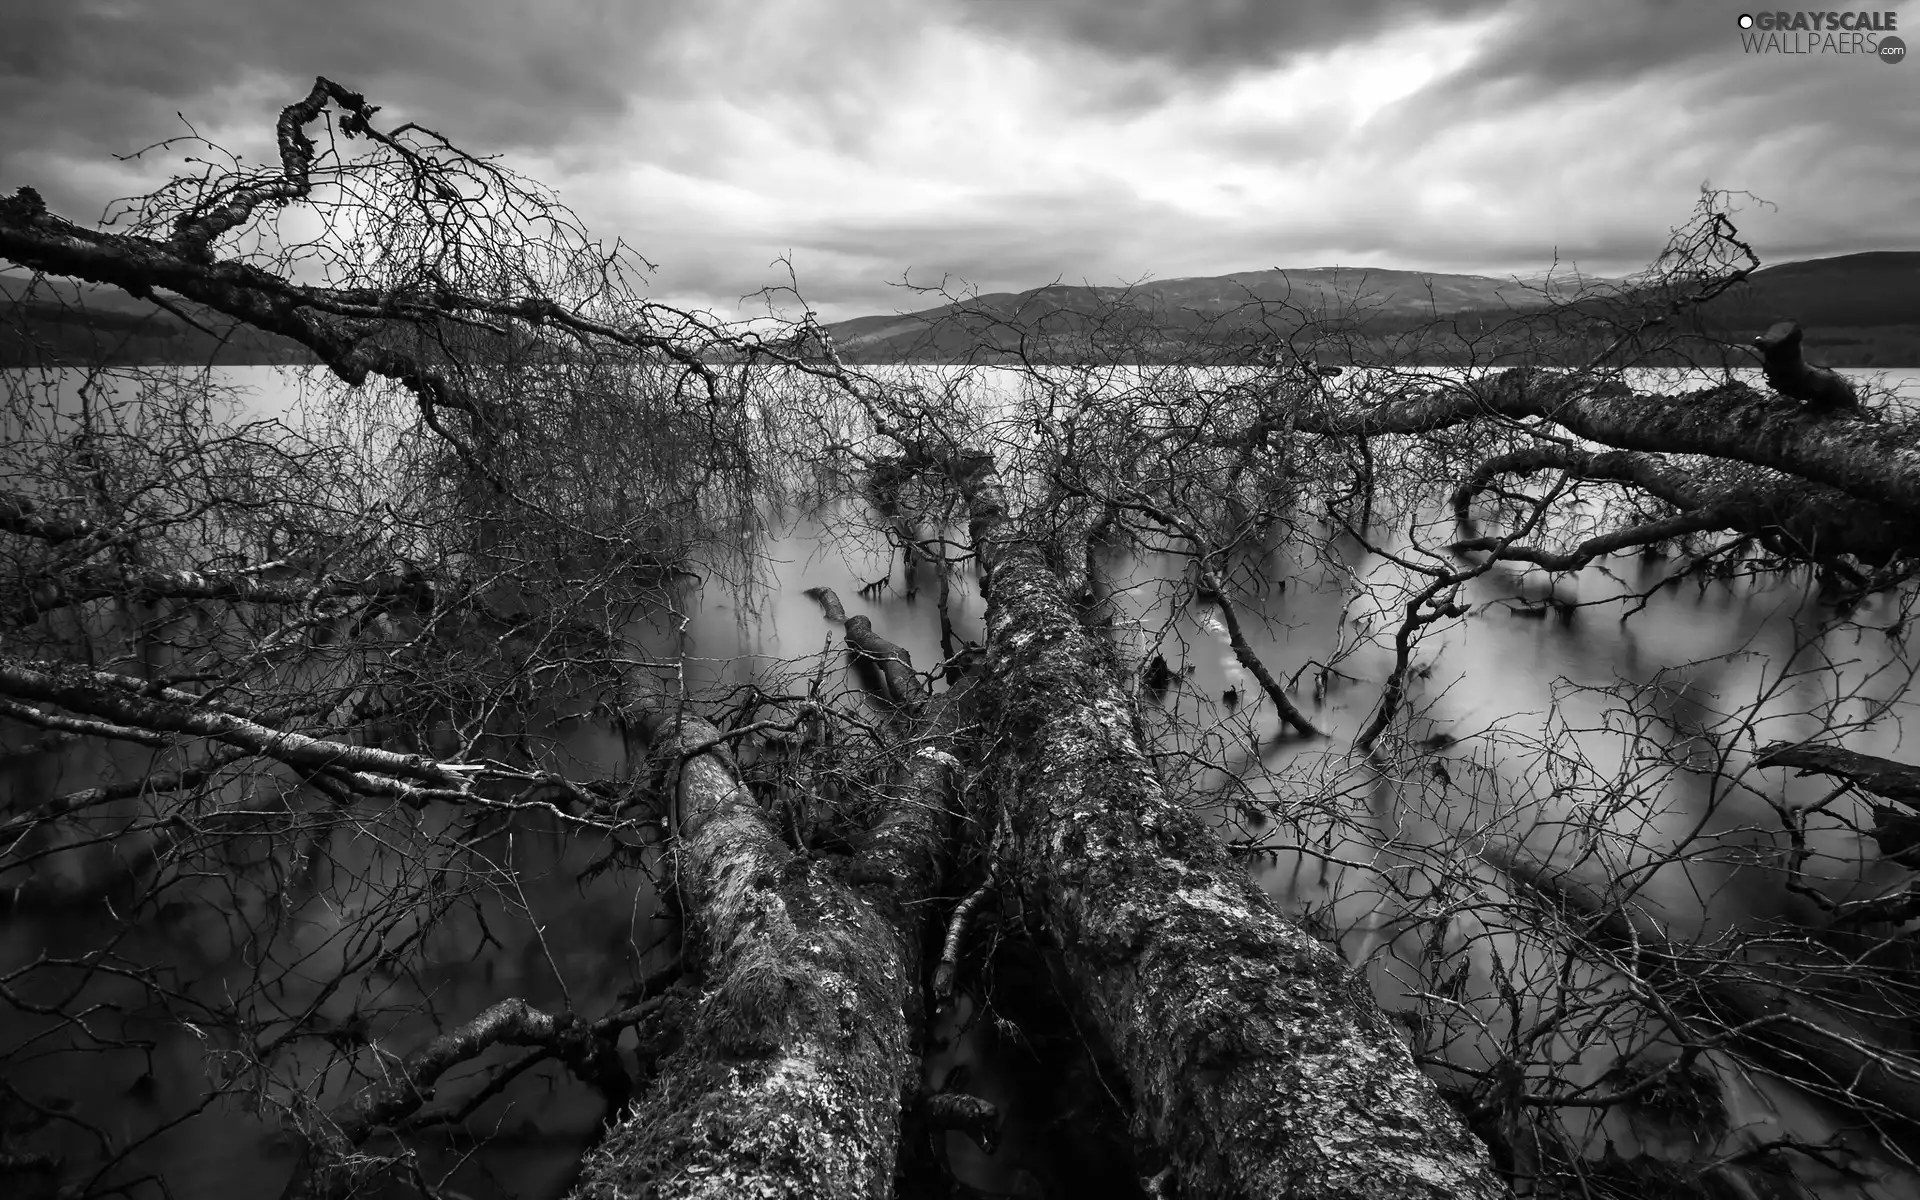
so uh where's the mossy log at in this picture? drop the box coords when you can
[569,685,961,1200]
[945,450,1504,1198]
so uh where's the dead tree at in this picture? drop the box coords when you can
[829,418,1504,1195]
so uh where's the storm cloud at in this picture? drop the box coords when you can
[1,0,1913,320]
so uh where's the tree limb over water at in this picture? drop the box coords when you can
[851,403,1503,1197]
[1756,741,1920,810]
[8,79,1920,1200]
[1294,370,1920,520]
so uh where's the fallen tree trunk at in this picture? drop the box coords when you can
[1289,369,1920,524]
[805,586,927,712]
[1446,446,1917,569]
[930,447,1504,1198]
[568,642,962,1198]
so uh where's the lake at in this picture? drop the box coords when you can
[5,361,1919,1198]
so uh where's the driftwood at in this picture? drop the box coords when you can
[805,586,927,712]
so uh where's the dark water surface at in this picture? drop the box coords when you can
[6,365,1920,1197]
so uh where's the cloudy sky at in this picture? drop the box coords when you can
[3,0,1915,321]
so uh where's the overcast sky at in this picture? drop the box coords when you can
[3,0,1915,321]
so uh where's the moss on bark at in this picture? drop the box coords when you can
[571,692,960,1200]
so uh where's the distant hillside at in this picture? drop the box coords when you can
[0,273,316,367]
[3,251,1915,368]
[1691,251,1920,329]
[823,266,1575,360]
[823,252,1920,366]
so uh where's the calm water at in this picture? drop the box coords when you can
[6,363,1919,1197]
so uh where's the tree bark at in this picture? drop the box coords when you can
[1290,370,1920,521]
[569,669,961,1198]
[0,661,473,790]
[1447,447,1916,568]
[939,449,1503,1198]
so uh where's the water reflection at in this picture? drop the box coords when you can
[687,487,1919,1194]
[6,363,1919,1197]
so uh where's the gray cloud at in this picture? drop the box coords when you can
[1438,1,1731,96]
[615,186,1188,323]
[1,0,1912,325]
[0,0,698,213]
[943,0,1506,74]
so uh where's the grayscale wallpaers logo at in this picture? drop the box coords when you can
[1736,11,1904,60]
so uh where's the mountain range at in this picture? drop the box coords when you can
[819,251,1920,365]
[4,251,1916,368]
